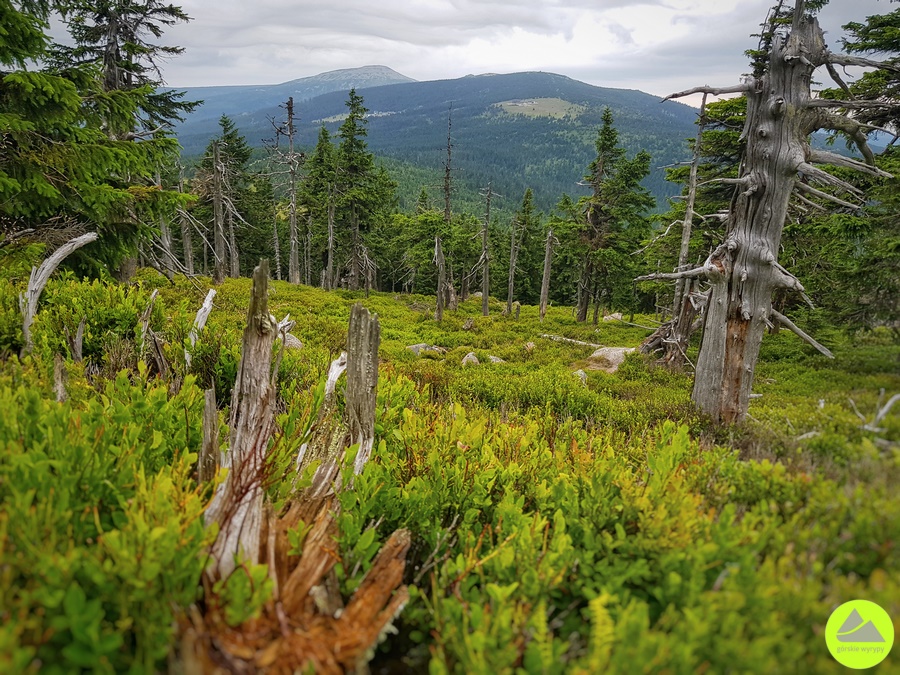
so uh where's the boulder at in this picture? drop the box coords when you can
[462,352,480,366]
[573,369,587,385]
[407,343,446,356]
[602,312,623,322]
[463,318,475,331]
[587,347,635,374]
[487,355,505,363]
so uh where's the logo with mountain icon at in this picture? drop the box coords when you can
[826,600,894,669]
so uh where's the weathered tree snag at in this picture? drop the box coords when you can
[346,303,380,474]
[539,228,554,323]
[199,387,219,484]
[211,141,227,285]
[665,1,891,423]
[185,289,216,369]
[286,97,301,285]
[639,96,708,367]
[183,279,407,674]
[435,236,446,322]
[65,316,85,363]
[205,260,282,579]
[53,354,67,403]
[326,186,336,290]
[179,173,195,276]
[227,210,240,278]
[19,232,98,356]
[481,183,492,317]
[506,215,520,315]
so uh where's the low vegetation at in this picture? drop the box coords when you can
[1,267,896,673]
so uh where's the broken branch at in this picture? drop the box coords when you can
[771,309,834,359]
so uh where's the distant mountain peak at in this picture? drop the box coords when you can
[281,65,416,87]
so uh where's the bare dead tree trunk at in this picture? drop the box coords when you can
[435,236,446,322]
[272,199,282,281]
[655,2,884,423]
[212,141,226,285]
[199,387,219,484]
[179,181,194,276]
[346,303,380,473]
[539,228,554,323]
[576,258,592,323]
[305,212,313,286]
[481,183,492,316]
[227,210,240,278]
[506,215,519,314]
[349,207,361,291]
[325,186,336,290]
[286,98,301,285]
[205,260,284,579]
[20,232,98,356]
[673,93,708,316]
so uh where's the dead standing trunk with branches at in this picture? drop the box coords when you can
[211,141,227,285]
[481,182,492,316]
[539,228,555,323]
[643,1,894,423]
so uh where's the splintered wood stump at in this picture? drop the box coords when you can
[187,281,408,673]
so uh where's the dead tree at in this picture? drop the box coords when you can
[642,0,894,423]
[435,236,447,322]
[539,228,555,323]
[481,182,493,316]
[639,94,709,367]
[211,141,227,285]
[506,214,520,315]
[178,171,195,275]
[187,281,408,673]
[268,97,303,284]
[205,260,285,579]
[20,232,98,355]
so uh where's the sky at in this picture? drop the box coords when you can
[160,0,890,103]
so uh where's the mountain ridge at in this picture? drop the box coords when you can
[173,67,699,211]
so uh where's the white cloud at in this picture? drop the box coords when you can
[160,0,888,101]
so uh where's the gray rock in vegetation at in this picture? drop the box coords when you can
[488,355,505,363]
[602,312,623,322]
[283,333,304,350]
[462,352,480,366]
[573,369,587,385]
[407,343,446,356]
[587,347,635,373]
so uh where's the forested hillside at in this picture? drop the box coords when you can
[1,0,899,673]
[175,71,697,211]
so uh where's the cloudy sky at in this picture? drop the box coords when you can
[161,0,888,101]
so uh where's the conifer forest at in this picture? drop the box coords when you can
[1,0,898,672]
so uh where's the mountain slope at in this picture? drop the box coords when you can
[175,70,698,211]
[171,65,415,131]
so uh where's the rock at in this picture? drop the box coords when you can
[462,352,480,366]
[462,318,475,331]
[487,355,505,363]
[573,369,587,385]
[602,312,623,322]
[407,343,447,356]
[472,292,483,298]
[283,333,304,350]
[586,347,635,374]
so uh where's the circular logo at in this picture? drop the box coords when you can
[826,600,894,669]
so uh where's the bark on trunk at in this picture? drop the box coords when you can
[325,187,336,290]
[272,200,282,281]
[346,303,380,474]
[576,258,592,323]
[482,184,492,317]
